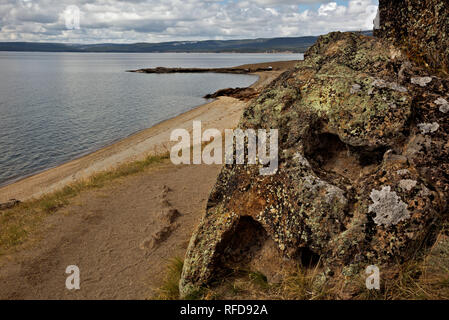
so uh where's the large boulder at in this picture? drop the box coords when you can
[374,0,449,74]
[180,32,449,297]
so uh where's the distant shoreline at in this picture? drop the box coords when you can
[0,60,299,203]
[0,31,375,54]
[0,36,317,54]
[0,50,301,54]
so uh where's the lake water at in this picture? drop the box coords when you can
[0,52,303,187]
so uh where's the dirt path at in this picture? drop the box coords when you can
[0,161,221,299]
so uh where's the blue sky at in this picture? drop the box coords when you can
[0,1,380,43]
[301,1,345,10]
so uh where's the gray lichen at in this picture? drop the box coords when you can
[399,179,417,191]
[372,79,407,92]
[324,184,347,205]
[435,97,449,113]
[396,169,410,176]
[419,186,431,197]
[302,175,347,205]
[369,186,410,227]
[418,122,440,134]
[293,152,310,167]
[350,84,361,94]
[411,76,433,87]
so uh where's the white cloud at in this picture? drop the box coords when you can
[318,2,338,16]
[0,0,378,43]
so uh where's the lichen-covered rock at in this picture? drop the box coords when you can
[369,186,410,227]
[375,0,449,74]
[180,32,449,297]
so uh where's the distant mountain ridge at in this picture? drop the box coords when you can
[0,31,372,53]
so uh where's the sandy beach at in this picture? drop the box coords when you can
[0,61,298,203]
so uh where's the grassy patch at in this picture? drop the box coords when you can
[155,257,208,300]
[249,271,269,290]
[155,257,184,300]
[275,265,328,300]
[152,226,449,301]
[200,234,449,300]
[0,153,169,255]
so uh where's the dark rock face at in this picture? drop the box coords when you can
[180,31,449,297]
[0,199,21,211]
[374,0,449,74]
[128,66,273,74]
[203,87,257,101]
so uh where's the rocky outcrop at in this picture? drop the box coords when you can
[374,0,449,74]
[203,87,257,101]
[180,31,449,297]
[128,66,273,74]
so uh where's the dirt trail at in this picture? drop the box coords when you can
[0,161,221,299]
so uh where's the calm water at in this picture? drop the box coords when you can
[0,52,303,186]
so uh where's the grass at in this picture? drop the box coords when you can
[200,259,448,300]
[155,231,449,300]
[249,271,269,290]
[154,257,206,300]
[274,265,329,300]
[155,264,326,300]
[0,153,169,255]
[155,257,184,300]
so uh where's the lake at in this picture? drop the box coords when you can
[0,52,303,187]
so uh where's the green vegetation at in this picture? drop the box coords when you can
[155,257,206,300]
[249,271,269,290]
[155,257,185,300]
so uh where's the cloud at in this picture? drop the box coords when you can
[0,0,378,43]
[318,2,338,16]
[248,0,331,4]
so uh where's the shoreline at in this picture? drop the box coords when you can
[0,60,298,203]
[0,94,238,189]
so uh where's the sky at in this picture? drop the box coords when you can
[0,0,379,43]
